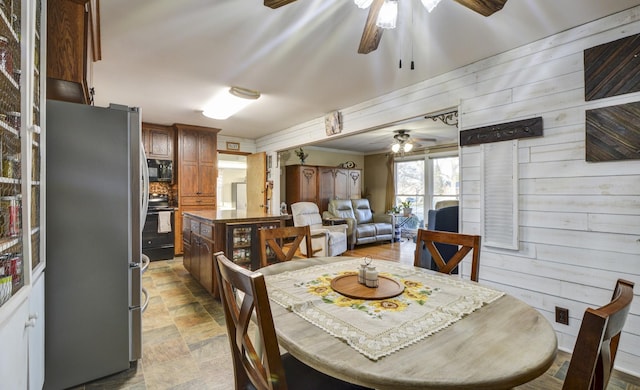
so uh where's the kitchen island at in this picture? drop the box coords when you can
[182,210,291,298]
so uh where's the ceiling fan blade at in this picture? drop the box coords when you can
[264,0,298,9]
[452,0,508,17]
[358,0,385,54]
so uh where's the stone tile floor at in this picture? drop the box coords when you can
[74,256,640,390]
[72,258,233,390]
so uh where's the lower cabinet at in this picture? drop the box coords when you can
[182,213,287,299]
[226,221,280,271]
[182,216,216,297]
[0,273,44,390]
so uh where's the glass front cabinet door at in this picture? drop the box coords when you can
[0,0,46,388]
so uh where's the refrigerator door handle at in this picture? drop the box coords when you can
[141,254,150,275]
[141,144,150,231]
[130,262,141,308]
[141,287,150,313]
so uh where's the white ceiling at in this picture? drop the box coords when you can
[92,0,640,154]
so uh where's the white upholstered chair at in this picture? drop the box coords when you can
[290,202,348,257]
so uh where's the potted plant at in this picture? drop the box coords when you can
[401,199,413,216]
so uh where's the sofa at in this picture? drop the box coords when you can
[323,199,394,249]
[290,202,348,257]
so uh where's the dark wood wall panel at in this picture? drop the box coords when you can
[460,117,543,146]
[584,33,640,101]
[586,102,640,162]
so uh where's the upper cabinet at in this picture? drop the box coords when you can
[142,122,174,161]
[47,0,92,104]
[174,123,219,255]
[176,124,219,203]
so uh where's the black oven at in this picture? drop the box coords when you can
[147,159,173,182]
[143,194,175,260]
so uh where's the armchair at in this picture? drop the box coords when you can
[290,202,348,257]
[324,199,394,249]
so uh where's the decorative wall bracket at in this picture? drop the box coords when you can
[425,110,458,127]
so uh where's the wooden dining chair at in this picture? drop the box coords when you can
[413,229,481,282]
[562,279,635,390]
[213,252,369,390]
[259,225,314,268]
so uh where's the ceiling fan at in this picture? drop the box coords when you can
[391,129,435,153]
[264,0,508,54]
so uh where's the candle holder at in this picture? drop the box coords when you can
[358,256,372,285]
[365,265,379,288]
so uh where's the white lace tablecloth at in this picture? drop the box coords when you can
[265,259,504,361]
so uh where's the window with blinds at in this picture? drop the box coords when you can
[480,140,519,249]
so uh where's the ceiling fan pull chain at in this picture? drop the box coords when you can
[411,0,415,70]
[399,59,402,68]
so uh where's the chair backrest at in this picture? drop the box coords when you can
[414,229,481,282]
[290,202,323,230]
[328,199,356,220]
[563,279,635,390]
[351,199,374,224]
[435,200,459,209]
[259,225,313,268]
[214,252,288,390]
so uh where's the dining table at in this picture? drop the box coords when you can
[259,257,558,390]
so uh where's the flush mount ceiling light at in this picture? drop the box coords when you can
[202,86,261,120]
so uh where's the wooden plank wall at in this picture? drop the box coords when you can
[258,6,640,376]
[458,10,640,375]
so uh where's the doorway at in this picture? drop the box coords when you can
[217,152,248,211]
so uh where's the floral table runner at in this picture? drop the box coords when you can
[265,259,504,360]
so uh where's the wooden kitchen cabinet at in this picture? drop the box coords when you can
[182,211,290,298]
[142,122,174,161]
[181,215,216,296]
[174,124,219,254]
[47,0,91,104]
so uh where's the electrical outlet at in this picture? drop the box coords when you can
[555,307,569,325]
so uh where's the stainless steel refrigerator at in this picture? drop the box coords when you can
[45,100,149,389]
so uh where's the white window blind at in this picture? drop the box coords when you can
[480,140,519,249]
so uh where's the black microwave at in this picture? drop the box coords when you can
[147,159,173,182]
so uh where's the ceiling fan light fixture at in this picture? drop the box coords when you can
[403,142,413,152]
[202,86,261,120]
[420,0,442,13]
[354,0,374,9]
[376,0,398,29]
[391,143,401,153]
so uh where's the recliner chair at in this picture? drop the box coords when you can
[324,199,394,249]
[290,202,348,257]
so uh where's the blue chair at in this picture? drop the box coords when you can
[416,205,459,273]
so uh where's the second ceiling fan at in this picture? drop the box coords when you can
[264,0,508,54]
